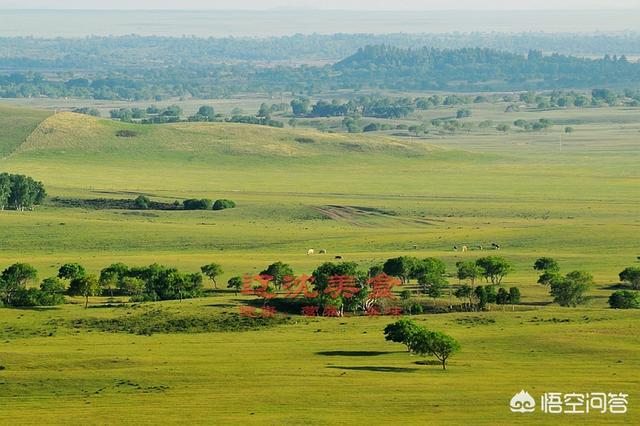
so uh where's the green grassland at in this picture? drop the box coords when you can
[0,103,639,424]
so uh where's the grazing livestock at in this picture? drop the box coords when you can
[319,249,327,254]
[334,255,343,260]
[461,245,468,253]
[477,245,483,251]
[453,246,458,251]
[307,249,314,255]
[491,243,501,250]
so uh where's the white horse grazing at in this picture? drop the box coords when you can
[307,249,315,255]
[461,245,468,253]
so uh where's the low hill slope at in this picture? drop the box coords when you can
[17,112,439,161]
[0,104,52,157]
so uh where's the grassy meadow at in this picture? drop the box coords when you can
[0,102,639,424]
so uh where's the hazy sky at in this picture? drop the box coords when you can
[0,0,639,10]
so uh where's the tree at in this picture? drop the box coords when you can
[534,257,560,285]
[201,263,223,289]
[454,284,475,310]
[118,277,145,298]
[212,199,236,210]
[608,291,640,309]
[496,124,510,132]
[197,105,215,119]
[412,257,446,281]
[0,173,10,210]
[550,271,593,307]
[58,263,86,281]
[475,256,513,285]
[134,195,150,209]
[508,287,521,304]
[99,262,129,296]
[456,261,482,285]
[290,98,310,116]
[4,174,46,211]
[312,261,366,315]
[261,262,294,289]
[383,319,422,351]
[537,271,560,286]
[0,263,38,306]
[383,256,418,284]
[418,273,447,303]
[257,103,271,118]
[456,109,471,119]
[38,277,67,305]
[408,329,461,370]
[533,257,560,273]
[619,267,640,290]
[68,274,101,308]
[227,276,243,295]
[496,287,510,305]
[183,199,212,210]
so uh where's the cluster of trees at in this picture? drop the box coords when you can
[0,261,226,308]
[109,105,183,123]
[533,257,596,307]
[0,173,46,211]
[182,198,236,211]
[609,266,640,309]
[291,95,493,120]
[0,263,64,307]
[384,319,460,370]
[513,118,553,131]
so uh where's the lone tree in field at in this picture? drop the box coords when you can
[383,319,422,352]
[550,270,593,307]
[0,263,38,306]
[227,276,243,295]
[408,329,461,370]
[261,261,294,289]
[619,267,640,290]
[201,263,223,289]
[68,274,101,308]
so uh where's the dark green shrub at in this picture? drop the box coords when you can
[609,290,640,309]
[212,199,236,210]
[183,199,213,210]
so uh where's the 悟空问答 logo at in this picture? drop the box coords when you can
[510,390,536,413]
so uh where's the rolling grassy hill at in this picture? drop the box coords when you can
[0,104,639,424]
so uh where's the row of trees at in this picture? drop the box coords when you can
[533,257,640,309]
[0,173,46,211]
[0,261,224,308]
[3,256,635,310]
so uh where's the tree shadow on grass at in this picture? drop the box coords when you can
[518,301,553,307]
[414,360,441,366]
[317,350,397,357]
[327,365,419,373]
[602,283,627,291]
[204,303,237,308]
[14,306,62,311]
